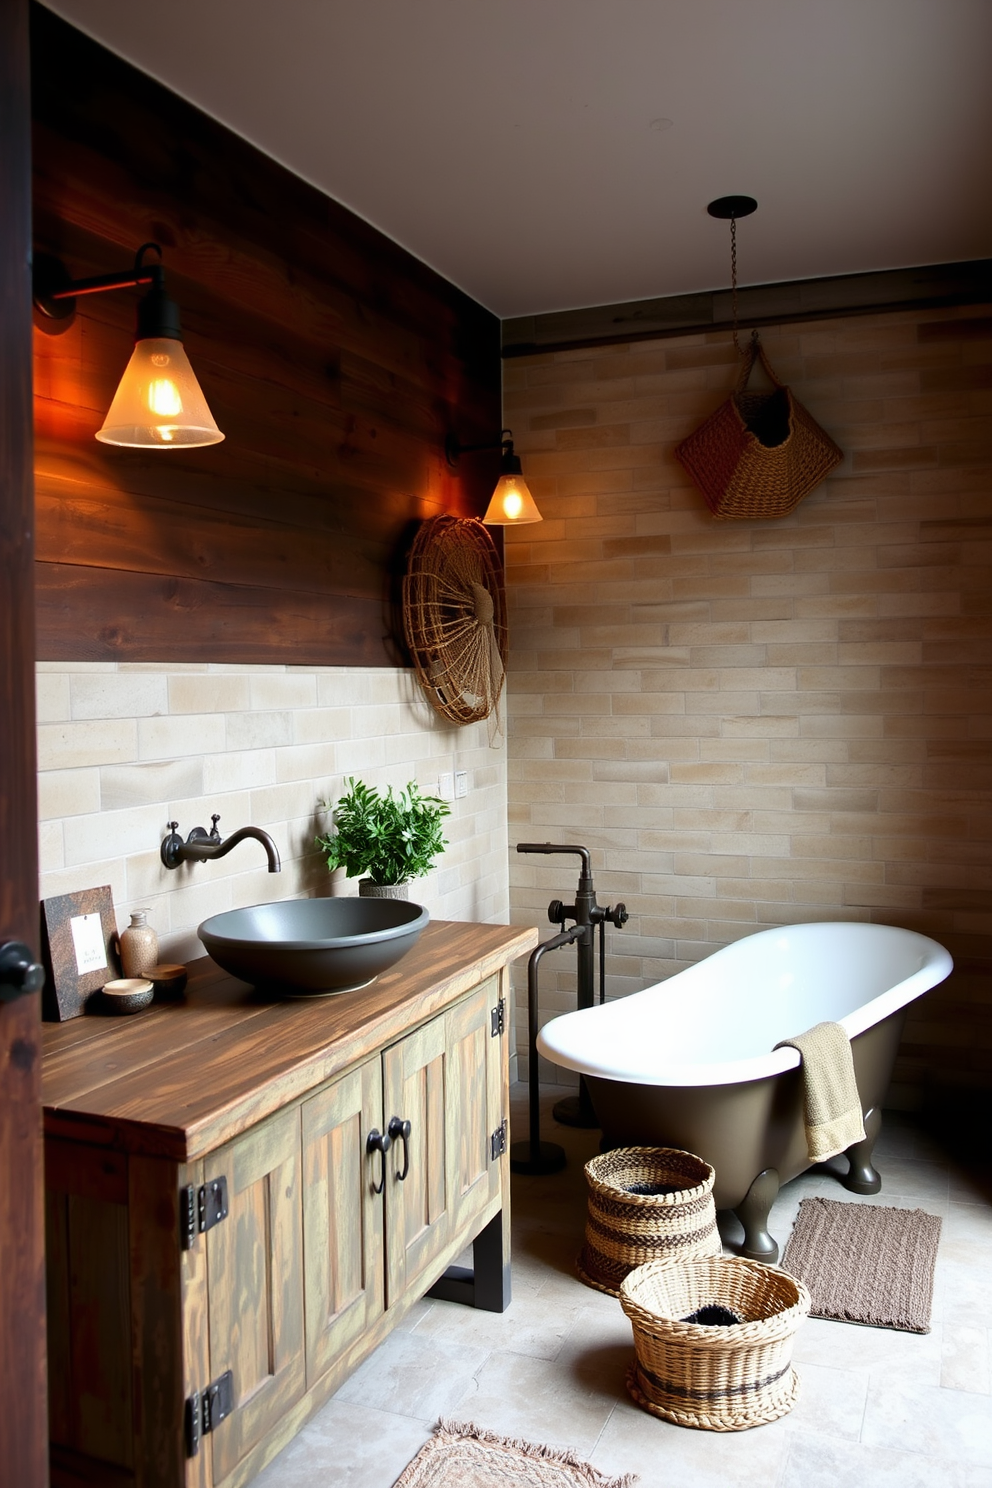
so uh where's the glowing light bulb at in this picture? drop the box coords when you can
[482,473,542,524]
[501,486,524,520]
[148,379,183,416]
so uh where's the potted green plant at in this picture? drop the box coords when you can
[315,777,450,898]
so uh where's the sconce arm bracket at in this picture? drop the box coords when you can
[33,243,171,330]
[445,428,516,470]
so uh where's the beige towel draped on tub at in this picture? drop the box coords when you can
[774,1021,866,1164]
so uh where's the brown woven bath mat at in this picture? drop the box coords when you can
[391,1420,636,1488]
[781,1197,942,1333]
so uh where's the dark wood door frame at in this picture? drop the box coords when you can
[0,0,47,1482]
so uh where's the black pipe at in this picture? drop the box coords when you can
[518,842,599,1128]
[512,842,629,1158]
[509,925,583,1175]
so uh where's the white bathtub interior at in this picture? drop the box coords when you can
[537,922,953,1088]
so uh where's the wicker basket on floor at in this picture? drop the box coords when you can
[620,1256,811,1431]
[578,1147,721,1297]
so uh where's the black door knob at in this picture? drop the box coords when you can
[0,941,46,1002]
[387,1116,412,1180]
[366,1127,392,1195]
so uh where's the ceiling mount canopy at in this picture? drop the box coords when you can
[33,242,224,449]
[707,195,758,220]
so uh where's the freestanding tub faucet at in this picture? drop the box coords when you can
[161,814,281,872]
[510,842,627,1174]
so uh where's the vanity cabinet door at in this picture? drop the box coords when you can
[445,977,503,1239]
[382,977,501,1306]
[382,1009,449,1305]
[301,1056,384,1385]
[203,1105,305,1487]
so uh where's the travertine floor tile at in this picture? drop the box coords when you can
[249,1401,432,1488]
[779,1428,992,1488]
[589,1392,791,1488]
[455,1345,621,1456]
[333,1328,487,1421]
[862,1375,992,1465]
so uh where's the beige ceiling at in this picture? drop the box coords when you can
[44,0,992,319]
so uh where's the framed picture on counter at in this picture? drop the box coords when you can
[40,885,120,1021]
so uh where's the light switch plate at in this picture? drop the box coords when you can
[455,771,468,799]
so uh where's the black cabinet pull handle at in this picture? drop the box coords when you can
[366,1128,391,1195]
[388,1116,412,1181]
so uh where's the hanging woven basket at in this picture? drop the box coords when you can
[675,335,843,520]
[402,515,507,727]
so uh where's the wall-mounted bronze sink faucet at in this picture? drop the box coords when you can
[160,814,281,872]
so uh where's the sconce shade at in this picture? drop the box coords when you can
[96,337,225,448]
[483,474,542,525]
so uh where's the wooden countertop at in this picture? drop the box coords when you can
[42,919,537,1162]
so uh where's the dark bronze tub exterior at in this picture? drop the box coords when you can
[586,1008,906,1263]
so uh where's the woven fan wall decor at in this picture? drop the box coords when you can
[402,515,508,727]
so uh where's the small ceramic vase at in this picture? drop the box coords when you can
[119,909,159,979]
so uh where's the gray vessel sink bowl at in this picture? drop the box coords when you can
[198,897,429,996]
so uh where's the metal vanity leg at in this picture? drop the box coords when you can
[842,1106,883,1195]
[426,1209,512,1313]
[733,1167,781,1263]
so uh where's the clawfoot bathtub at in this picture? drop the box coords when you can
[537,921,952,1262]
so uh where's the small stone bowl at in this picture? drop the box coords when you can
[101,978,154,1015]
[150,962,188,999]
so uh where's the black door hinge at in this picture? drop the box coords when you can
[185,1370,234,1458]
[491,997,506,1037]
[180,1175,229,1249]
[490,1119,508,1161]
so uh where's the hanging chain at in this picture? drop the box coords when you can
[730,214,741,356]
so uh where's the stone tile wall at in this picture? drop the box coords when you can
[503,305,992,1105]
[37,662,509,969]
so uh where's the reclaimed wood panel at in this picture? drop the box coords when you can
[65,1192,133,1466]
[128,1155,190,1488]
[445,979,502,1234]
[204,1106,305,1486]
[1,3,47,1483]
[382,1012,450,1307]
[30,7,501,665]
[301,1058,384,1384]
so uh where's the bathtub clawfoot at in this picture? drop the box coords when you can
[734,1167,781,1263]
[842,1105,882,1195]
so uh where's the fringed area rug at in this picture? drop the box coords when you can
[391,1421,637,1488]
[781,1196,942,1333]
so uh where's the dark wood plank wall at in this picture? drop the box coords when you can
[31,5,502,666]
[1,2,47,1482]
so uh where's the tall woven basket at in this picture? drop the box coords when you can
[620,1256,811,1432]
[578,1147,721,1297]
[675,335,842,520]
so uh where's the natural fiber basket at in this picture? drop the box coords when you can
[675,335,842,520]
[578,1147,721,1297]
[620,1256,811,1431]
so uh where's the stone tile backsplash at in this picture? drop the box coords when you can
[37,662,509,968]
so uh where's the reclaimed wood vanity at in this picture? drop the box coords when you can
[41,919,537,1488]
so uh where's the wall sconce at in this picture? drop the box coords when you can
[445,428,542,524]
[33,242,224,449]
